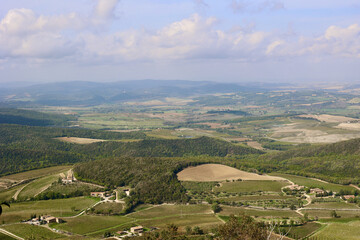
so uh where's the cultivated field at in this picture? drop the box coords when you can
[2,224,63,239]
[0,165,71,182]
[304,202,360,209]
[299,114,355,123]
[92,202,124,215]
[138,214,221,230]
[0,185,23,202]
[17,174,60,200]
[214,180,288,193]
[0,232,16,240]
[177,164,285,182]
[300,209,360,218]
[219,206,301,218]
[1,197,98,224]
[129,205,212,219]
[312,220,360,240]
[56,137,107,144]
[336,122,360,130]
[53,215,133,235]
[270,117,360,143]
[270,173,356,192]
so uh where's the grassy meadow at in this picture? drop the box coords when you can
[1,197,98,224]
[270,173,356,192]
[311,221,360,240]
[52,215,134,235]
[2,224,63,239]
[0,166,72,181]
[17,174,60,200]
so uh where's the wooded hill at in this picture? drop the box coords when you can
[74,157,191,207]
[236,138,360,184]
[0,124,260,176]
[0,108,76,126]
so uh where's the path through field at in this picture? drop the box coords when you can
[12,182,31,200]
[0,228,24,240]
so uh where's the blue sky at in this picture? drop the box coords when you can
[0,0,359,84]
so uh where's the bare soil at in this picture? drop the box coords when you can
[55,137,106,144]
[246,141,264,150]
[299,114,355,123]
[177,164,285,182]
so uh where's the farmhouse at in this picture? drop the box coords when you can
[343,195,355,200]
[124,189,130,196]
[91,192,105,198]
[130,226,144,234]
[310,188,325,195]
[44,216,57,224]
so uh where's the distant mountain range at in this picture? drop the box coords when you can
[0,80,288,106]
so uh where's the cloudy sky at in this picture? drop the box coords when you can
[1,0,359,84]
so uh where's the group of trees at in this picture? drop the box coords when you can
[75,157,190,208]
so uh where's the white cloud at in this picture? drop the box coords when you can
[80,14,269,62]
[0,0,121,60]
[0,2,358,64]
[266,40,284,55]
[269,24,360,58]
[92,0,120,26]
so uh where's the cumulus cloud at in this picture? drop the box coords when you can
[0,0,120,60]
[231,0,284,13]
[81,14,269,62]
[92,0,120,25]
[267,24,360,58]
[0,1,358,64]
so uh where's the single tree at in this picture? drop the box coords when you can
[212,203,222,213]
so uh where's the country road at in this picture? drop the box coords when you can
[0,228,24,240]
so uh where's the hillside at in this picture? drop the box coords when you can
[0,108,76,126]
[266,138,360,160]
[74,157,189,207]
[255,138,360,184]
[72,136,263,158]
[0,124,261,176]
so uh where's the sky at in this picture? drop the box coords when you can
[0,0,359,84]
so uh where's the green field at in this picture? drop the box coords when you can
[17,174,60,200]
[305,201,360,209]
[270,173,356,192]
[129,205,212,219]
[214,181,288,193]
[219,206,301,218]
[0,232,15,240]
[92,202,124,215]
[181,181,219,192]
[284,222,322,239]
[53,215,134,235]
[301,209,360,218]
[2,224,63,239]
[311,221,360,240]
[218,194,295,201]
[0,166,72,181]
[78,113,164,130]
[137,214,221,230]
[1,197,98,224]
[0,184,23,202]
